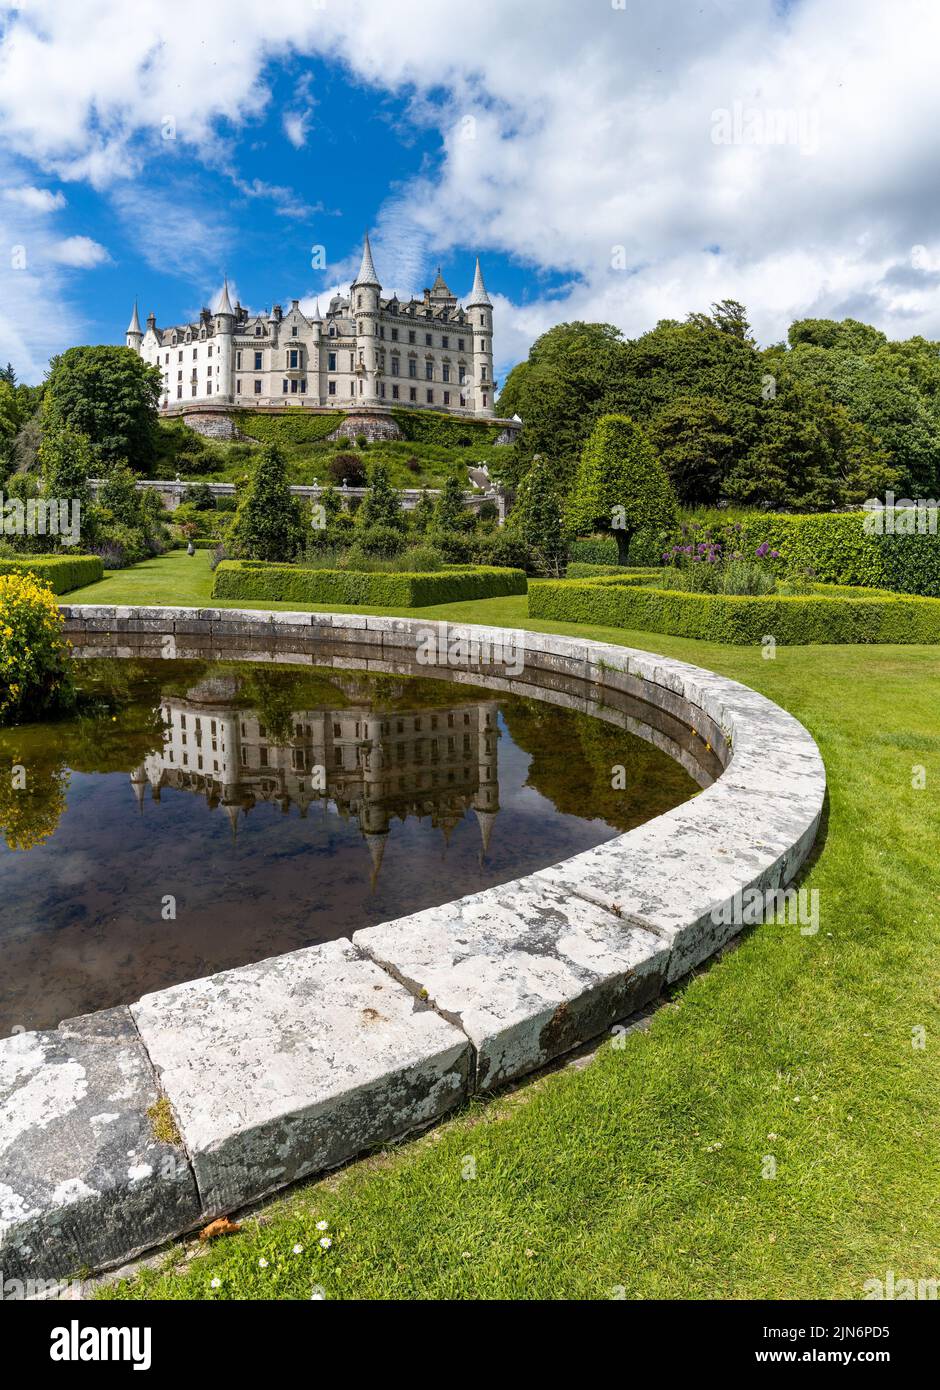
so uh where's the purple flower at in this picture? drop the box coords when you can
[755,541,770,558]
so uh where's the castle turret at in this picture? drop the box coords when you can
[466,258,494,418]
[351,233,381,406]
[213,279,235,403]
[126,301,142,353]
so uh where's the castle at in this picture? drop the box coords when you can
[125,234,496,420]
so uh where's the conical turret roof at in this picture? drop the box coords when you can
[215,277,234,316]
[466,256,492,308]
[352,232,380,288]
[127,300,142,335]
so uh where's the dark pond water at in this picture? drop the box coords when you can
[0,660,699,1032]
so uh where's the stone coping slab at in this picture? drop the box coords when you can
[131,941,471,1219]
[0,606,825,1285]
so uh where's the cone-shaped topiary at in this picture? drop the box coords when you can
[565,413,678,563]
[507,455,566,574]
[358,461,405,530]
[230,443,303,562]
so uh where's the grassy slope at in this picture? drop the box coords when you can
[82,553,940,1300]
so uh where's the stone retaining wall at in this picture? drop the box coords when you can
[0,607,826,1288]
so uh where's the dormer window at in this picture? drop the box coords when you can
[292,326,298,337]
[255,325,262,337]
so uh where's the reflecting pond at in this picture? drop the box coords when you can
[0,660,699,1031]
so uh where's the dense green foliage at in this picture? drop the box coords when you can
[0,554,103,593]
[529,571,940,644]
[229,444,304,562]
[43,346,161,469]
[566,414,678,562]
[390,408,502,447]
[235,410,343,448]
[505,306,940,509]
[212,559,527,607]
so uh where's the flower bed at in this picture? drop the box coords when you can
[529,571,940,645]
[212,559,527,607]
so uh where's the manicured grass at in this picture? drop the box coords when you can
[91,553,940,1300]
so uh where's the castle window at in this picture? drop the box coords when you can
[328,352,336,371]
[408,360,417,378]
[200,328,206,340]
[254,380,262,394]
[329,325,335,337]
[254,351,262,370]
[443,391,450,405]
[350,381,355,395]
[300,379,306,393]
[391,356,399,376]
[458,338,465,350]
[379,383,385,398]
[408,330,416,344]
[255,325,262,336]
[192,348,197,360]
[481,366,487,381]
[207,382,213,395]
[283,379,288,393]
[178,350,182,362]
[236,351,241,368]
[426,389,433,403]
[292,326,298,336]
[328,381,336,396]
[460,393,466,407]
[177,385,182,399]
[442,365,450,383]
[164,353,169,364]
[177,370,182,381]
[425,333,432,346]
[357,294,362,308]
[409,387,417,402]
[291,379,298,393]
[208,345,213,357]
[289,349,299,368]
[459,367,466,385]
[425,361,433,380]
[207,365,212,375]
[392,384,399,400]
[191,384,197,396]
[391,328,398,342]
[236,379,241,393]
[172,334,177,346]
[379,326,385,339]
[482,394,488,407]
[442,336,449,349]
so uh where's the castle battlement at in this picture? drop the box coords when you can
[126,235,496,420]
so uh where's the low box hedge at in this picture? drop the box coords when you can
[529,573,940,645]
[0,554,104,593]
[212,560,527,607]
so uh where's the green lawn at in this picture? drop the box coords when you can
[88,552,940,1301]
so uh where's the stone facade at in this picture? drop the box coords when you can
[126,236,497,419]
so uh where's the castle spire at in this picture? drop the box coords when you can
[311,298,322,323]
[215,277,234,317]
[126,300,142,336]
[352,232,380,288]
[467,256,492,308]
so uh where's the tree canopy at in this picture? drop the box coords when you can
[43,345,161,471]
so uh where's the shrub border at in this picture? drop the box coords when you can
[211,559,528,607]
[0,555,104,594]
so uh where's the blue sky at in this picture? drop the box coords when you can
[2,0,940,387]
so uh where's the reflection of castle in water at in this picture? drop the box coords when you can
[130,677,501,885]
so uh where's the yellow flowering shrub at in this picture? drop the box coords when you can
[0,572,75,724]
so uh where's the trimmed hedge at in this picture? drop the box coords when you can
[676,512,940,597]
[234,410,344,448]
[0,555,104,593]
[566,562,657,579]
[568,534,620,565]
[212,560,527,607]
[529,573,940,645]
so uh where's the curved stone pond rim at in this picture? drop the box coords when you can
[0,606,826,1288]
